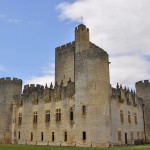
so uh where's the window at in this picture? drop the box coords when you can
[33,112,38,124]
[134,113,137,124]
[52,132,54,142]
[83,132,86,141]
[41,132,44,141]
[45,110,50,123]
[120,110,124,124]
[128,111,131,124]
[64,131,67,142]
[18,131,20,140]
[31,132,33,141]
[18,113,22,126]
[56,109,61,122]
[70,108,73,121]
[130,131,134,141]
[137,131,140,140]
[82,106,86,115]
[141,131,144,140]
[118,131,121,141]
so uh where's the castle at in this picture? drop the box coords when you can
[0,24,150,147]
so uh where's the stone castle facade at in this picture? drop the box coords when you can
[0,24,150,147]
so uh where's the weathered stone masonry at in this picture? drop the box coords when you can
[0,24,149,147]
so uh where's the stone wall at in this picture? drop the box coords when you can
[15,81,75,146]
[0,77,22,143]
[75,48,111,146]
[136,80,150,142]
[55,42,75,86]
[110,85,144,145]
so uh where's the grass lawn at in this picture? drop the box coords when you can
[0,144,150,150]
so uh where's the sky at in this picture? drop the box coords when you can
[0,0,150,90]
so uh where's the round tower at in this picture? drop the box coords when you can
[0,77,22,143]
[136,80,150,142]
[74,24,110,147]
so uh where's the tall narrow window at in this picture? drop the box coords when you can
[134,113,137,124]
[45,110,50,123]
[83,132,86,141]
[130,131,134,141]
[18,131,20,140]
[128,111,131,124]
[137,131,140,140]
[33,112,38,124]
[52,132,54,142]
[41,132,44,141]
[18,113,22,126]
[120,110,124,124]
[82,106,86,115]
[56,109,61,122]
[70,108,73,121]
[31,132,33,141]
[64,131,67,142]
[118,131,121,141]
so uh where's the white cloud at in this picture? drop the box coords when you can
[57,0,150,88]
[110,55,150,89]
[24,75,54,87]
[24,63,55,87]
[0,13,22,24]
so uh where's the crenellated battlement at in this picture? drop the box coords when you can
[0,77,22,85]
[55,41,75,52]
[23,79,75,101]
[136,80,150,86]
[23,84,45,95]
[111,83,142,107]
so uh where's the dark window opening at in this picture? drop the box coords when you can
[31,132,33,141]
[18,113,22,125]
[64,131,67,142]
[56,109,61,122]
[33,112,38,124]
[120,110,124,124]
[83,131,86,140]
[82,106,86,115]
[45,110,50,122]
[52,132,54,142]
[70,108,73,121]
[18,131,20,140]
[41,132,43,141]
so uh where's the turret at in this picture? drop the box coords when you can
[136,80,150,142]
[74,24,110,147]
[75,24,90,52]
[0,77,22,143]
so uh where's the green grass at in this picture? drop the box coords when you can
[0,144,150,150]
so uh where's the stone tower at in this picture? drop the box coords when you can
[136,80,150,142]
[0,77,22,143]
[74,24,111,147]
[75,24,90,52]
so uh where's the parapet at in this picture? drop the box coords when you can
[22,78,75,102]
[75,24,89,32]
[0,77,22,85]
[136,80,150,86]
[111,83,142,107]
[55,41,75,53]
[23,84,45,94]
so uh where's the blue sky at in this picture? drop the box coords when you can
[0,0,150,89]
[0,0,76,85]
